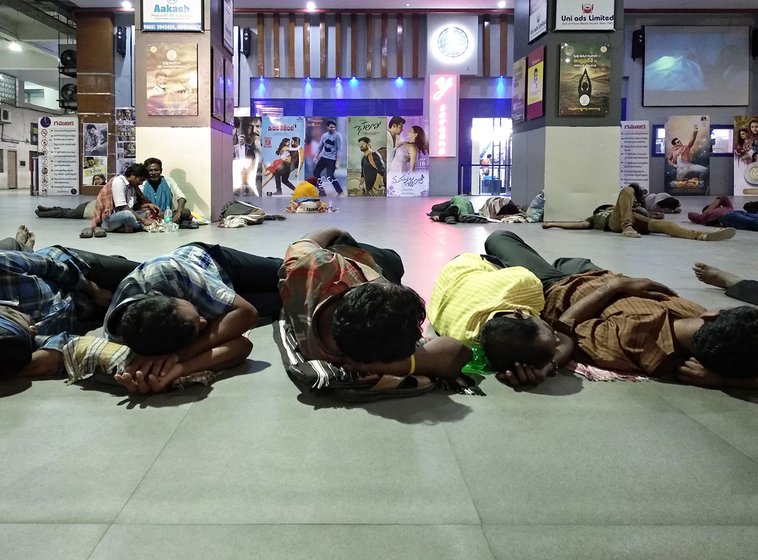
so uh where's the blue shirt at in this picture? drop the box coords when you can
[317,131,342,161]
[104,245,236,341]
[0,247,91,342]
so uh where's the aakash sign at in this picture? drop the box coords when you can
[143,0,203,32]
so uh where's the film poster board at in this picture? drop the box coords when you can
[385,115,430,197]
[261,116,306,196]
[304,117,348,197]
[346,116,388,197]
[511,57,526,124]
[232,113,263,197]
[81,121,108,187]
[529,0,548,42]
[620,120,650,191]
[558,41,611,116]
[664,115,710,195]
[38,115,79,195]
[526,47,545,121]
[146,43,199,116]
[733,116,758,196]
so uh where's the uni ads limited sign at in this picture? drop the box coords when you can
[555,0,615,31]
[143,0,203,32]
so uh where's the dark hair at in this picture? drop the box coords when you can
[410,126,429,155]
[124,163,149,180]
[691,306,758,378]
[357,136,371,144]
[276,138,290,155]
[155,71,167,78]
[480,316,554,372]
[0,337,32,373]
[388,116,406,128]
[291,136,300,145]
[628,183,646,205]
[325,119,337,127]
[736,128,749,147]
[657,196,680,210]
[92,174,106,185]
[86,124,97,131]
[332,283,425,363]
[671,137,680,145]
[118,296,197,355]
[143,157,163,169]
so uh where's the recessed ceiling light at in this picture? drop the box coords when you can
[498,1,506,8]
[306,1,316,11]
[121,1,133,9]
[9,42,22,52]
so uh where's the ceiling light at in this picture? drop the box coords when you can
[121,1,133,9]
[306,2,316,11]
[9,42,22,52]
[498,1,506,8]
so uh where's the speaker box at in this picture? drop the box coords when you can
[59,47,77,70]
[116,26,127,56]
[241,27,252,57]
[631,29,644,61]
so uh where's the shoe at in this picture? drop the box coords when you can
[93,227,107,237]
[700,227,736,241]
[178,220,199,229]
[79,227,94,238]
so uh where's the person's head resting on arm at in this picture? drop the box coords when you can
[116,295,207,356]
[0,306,37,374]
[690,306,758,379]
[331,282,425,365]
[480,311,561,373]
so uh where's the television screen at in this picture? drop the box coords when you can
[643,26,750,106]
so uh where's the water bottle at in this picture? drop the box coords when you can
[164,207,175,232]
[327,201,333,212]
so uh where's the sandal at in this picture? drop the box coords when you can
[337,374,436,402]
[79,227,94,238]
[93,227,107,237]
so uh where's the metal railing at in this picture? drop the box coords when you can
[458,163,512,196]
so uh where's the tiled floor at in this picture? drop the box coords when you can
[1,189,757,559]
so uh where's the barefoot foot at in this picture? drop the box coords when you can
[14,225,35,251]
[693,262,742,289]
[621,226,641,238]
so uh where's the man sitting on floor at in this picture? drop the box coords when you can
[104,243,283,394]
[141,157,194,227]
[484,230,758,390]
[278,227,471,397]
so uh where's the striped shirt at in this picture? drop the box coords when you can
[428,253,545,348]
[278,239,383,362]
[542,270,706,375]
[104,245,236,341]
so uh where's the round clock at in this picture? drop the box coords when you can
[437,26,469,59]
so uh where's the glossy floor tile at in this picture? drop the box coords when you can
[0,190,756,558]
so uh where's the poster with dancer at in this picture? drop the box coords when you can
[145,43,198,116]
[526,47,545,121]
[346,116,387,197]
[232,113,263,197]
[260,116,305,196]
[664,115,710,195]
[304,117,348,197]
[733,116,758,196]
[558,41,611,116]
[385,115,430,197]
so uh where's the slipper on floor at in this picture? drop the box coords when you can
[178,220,199,229]
[93,227,107,237]
[79,227,94,238]
[337,374,436,402]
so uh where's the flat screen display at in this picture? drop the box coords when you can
[643,26,750,106]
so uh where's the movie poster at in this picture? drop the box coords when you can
[115,107,135,176]
[526,47,545,121]
[232,113,263,197]
[346,116,388,197]
[261,116,305,196]
[146,43,199,116]
[664,115,710,195]
[304,117,348,197]
[385,115,430,197]
[511,57,526,124]
[558,41,611,116]
[733,116,758,196]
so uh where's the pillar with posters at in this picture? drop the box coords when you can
[37,115,80,195]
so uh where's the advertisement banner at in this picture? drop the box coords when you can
[511,57,526,124]
[233,114,263,197]
[558,41,611,116]
[146,43,199,116]
[526,47,545,120]
[347,116,388,197]
[620,120,650,191]
[664,115,710,195]
[261,116,306,196]
[304,117,348,197]
[555,0,615,31]
[428,74,458,158]
[733,116,758,196]
[385,115,430,197]
[142,0,203,31]
[37,115,79,195]
[529,0,548,42]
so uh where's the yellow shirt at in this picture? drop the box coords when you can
[428,253,545,347]
[291,181,319,201]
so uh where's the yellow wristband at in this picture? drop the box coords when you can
[408,354,416,375]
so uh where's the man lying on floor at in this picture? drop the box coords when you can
[482,231,758,390]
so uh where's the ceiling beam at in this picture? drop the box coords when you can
[3,0,76,38]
